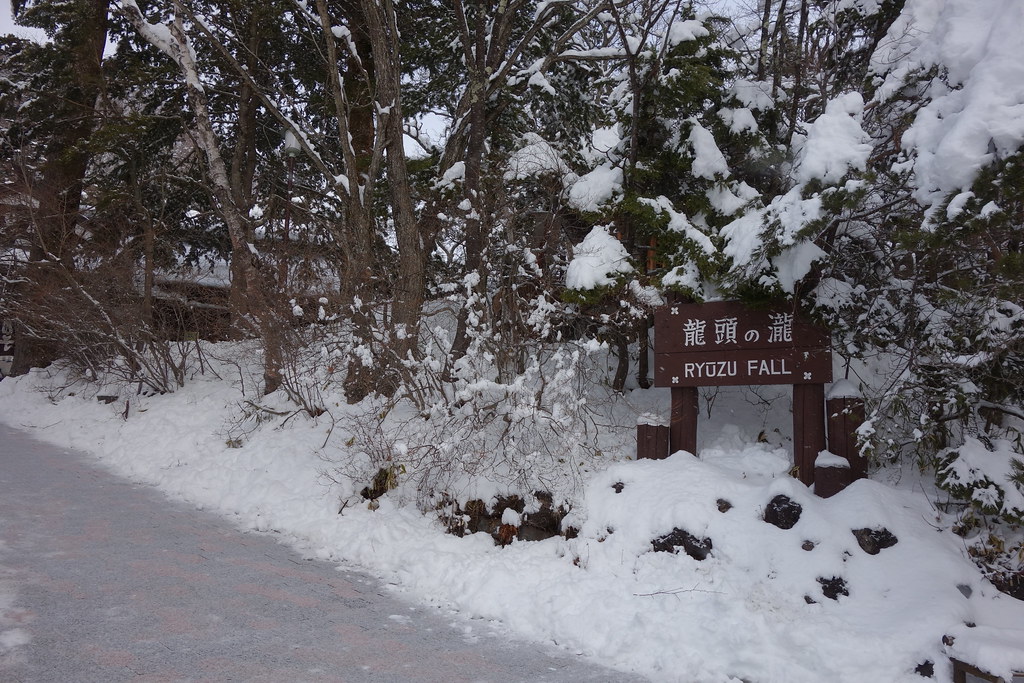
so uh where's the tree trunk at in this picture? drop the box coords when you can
[368,0,425,372]
[786,0,809,145]
[225,12,262,323]
[612,330,629,393]
[13,0,110,374]
[757,0,773,82]
[770,0,789,102]
[129,158,155,328]
[317,0,384,402]
[447,84,488,368]
[443,0,493,371]
[122,1,283,395]
[143,218,154,327]
[637,316,651,389]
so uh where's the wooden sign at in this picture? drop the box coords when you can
[654,302,832,387]
[0,319,12,355]
[644,301,835,490]
[0,319,12,374]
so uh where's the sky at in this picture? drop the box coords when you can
[1,0,20,34]
[1,0,46,41]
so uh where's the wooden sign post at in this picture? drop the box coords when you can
[0,319,13,379]
[651,301,833,486]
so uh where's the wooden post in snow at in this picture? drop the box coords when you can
[827,379,866,480]
[793,382,826,486]
[670,386,699,456]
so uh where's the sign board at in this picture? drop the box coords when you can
[654,302,832,387]
[646,300,840,489]
[0,319,13,378]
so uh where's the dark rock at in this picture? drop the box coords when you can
[991,571,1024,600]
[717,498,733,513]
[852,527,898,555]
[804,595,817,604]
[801,540,816,551]
[493,495,525,515]
[435,494,467,536]
[360,467,399,501]
[956,583,972,599]
[460,498,513,538]
[818,576,849,600]
[613,482,625,493]
[495,523,517,547]
[522,501,555,530]
[520,491,569,542]
[652,528,713,561]
[915,661,934,678]
[462,499,493,534]
[517,525,554,542]
[764,495,802,529]
[437,491,576,543]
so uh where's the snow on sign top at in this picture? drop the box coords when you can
[654,302,833,387]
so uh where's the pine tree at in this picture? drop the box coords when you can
[1,0,113,374]
[562,4,771,389]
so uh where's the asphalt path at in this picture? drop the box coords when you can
[0,423,643,682]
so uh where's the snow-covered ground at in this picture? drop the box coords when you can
[1,349,1022,683]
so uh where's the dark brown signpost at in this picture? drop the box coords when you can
[0,319,12,379]
[650,301,833,486]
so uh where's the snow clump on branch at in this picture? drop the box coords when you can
[565,225,633,290]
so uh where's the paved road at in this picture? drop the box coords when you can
[0,424,642,682]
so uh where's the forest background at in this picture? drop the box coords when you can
[1,0,1023,601]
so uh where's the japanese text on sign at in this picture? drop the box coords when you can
[675,310,793,348]
[653,302,832,387]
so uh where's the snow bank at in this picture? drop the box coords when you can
[1,359,1022,682]
[574,451,1021,681]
